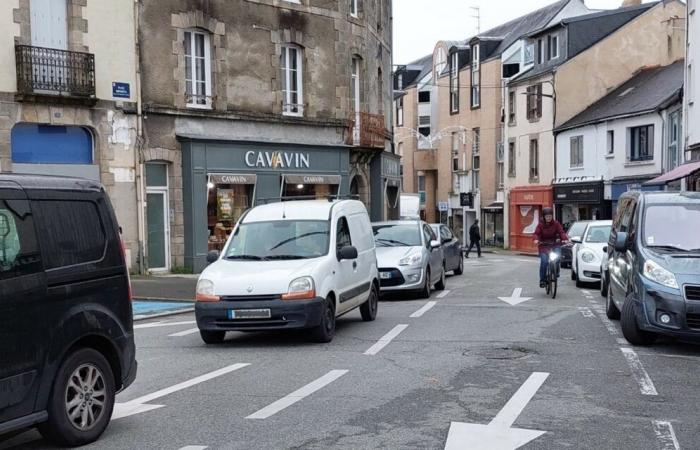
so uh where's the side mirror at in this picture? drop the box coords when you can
[571,237,582,244]
[338,245,358,260]
[430,240,441,249]
[206,250,220,264]
[614,232,628,252]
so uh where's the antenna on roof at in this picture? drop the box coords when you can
[469,6,481,35]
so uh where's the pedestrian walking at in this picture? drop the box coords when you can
[465,220,481,258]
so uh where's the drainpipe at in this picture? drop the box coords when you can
[133,0,146,274]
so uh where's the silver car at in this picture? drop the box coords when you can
[372,220,445,298]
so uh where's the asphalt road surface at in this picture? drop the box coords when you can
[3,253,698,449]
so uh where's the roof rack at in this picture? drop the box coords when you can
[256,194,360,205]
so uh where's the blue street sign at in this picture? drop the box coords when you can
[112,82,130,99]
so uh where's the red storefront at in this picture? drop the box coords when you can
[509,185,553,254]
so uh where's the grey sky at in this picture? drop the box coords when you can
[393,0,655,64]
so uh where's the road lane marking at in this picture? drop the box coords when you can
[497,288,533,306]
[246,370,348,420]
[364,324,409,355]
[437,290,451,299]
[617,338,629,346]
[410,301,437,318]
[113,363,250,419]
[134,320,197,329]
[179,447,208,450]
[578,307,594,318]
[620,347,658,396]
[169,327,200,337]
[653,420,681,450]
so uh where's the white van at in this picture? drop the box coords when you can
[195,199,379,343]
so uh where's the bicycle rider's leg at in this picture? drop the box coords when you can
[539,252,548,286]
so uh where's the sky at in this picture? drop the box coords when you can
[393,0,656,64]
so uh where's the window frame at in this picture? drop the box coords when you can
[628,125,654,162]
[336,216,353,252]
[508,90,516,125]
[548,34,559,60]
[508,141,516,177]
[395,96,404,127]
[529,138,539,182]
[280,44,304,117]
[350,0,358,18]
[607,130,615,156]
[471,44,480,108]
[570,135,584,168]
[450,51,460,113]
[0,194,43,280]
[184,29,212,109]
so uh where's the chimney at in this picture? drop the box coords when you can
[621,0,642,6]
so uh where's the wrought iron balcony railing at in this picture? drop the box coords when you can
[15,45,96,101]
[345,112,388,149]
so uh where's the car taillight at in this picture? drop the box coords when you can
[119,234,133,302]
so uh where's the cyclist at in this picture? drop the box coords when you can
[533,207,568,288]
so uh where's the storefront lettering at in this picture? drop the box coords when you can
[245,151,310,169]
[303,176,325,184]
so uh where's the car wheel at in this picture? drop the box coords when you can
[621,297,657,346]
[606,283,620,320]
[311,296,336,343]
[600,271,608,298]
[360,284,379,322]
[454,257,464,275]
[38,348,115,447]
[575,278,584,288]
[435,264,446,291]
[200,330,226,344]
[571,269,577,281]
[419,268,431,299]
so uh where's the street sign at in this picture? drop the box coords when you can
[112,82,131,99]
[438,201,449,212]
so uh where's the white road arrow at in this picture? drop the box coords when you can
[444,372,550,450]
[497,288,533,306]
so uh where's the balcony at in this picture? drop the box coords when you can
[345,112,388,149]
[15,45,96,105]
[414,148,437,171]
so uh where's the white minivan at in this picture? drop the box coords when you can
[195,199,379,343]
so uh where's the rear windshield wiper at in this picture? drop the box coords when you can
[225,254,269,261]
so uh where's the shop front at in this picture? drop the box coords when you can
[370,152,401,221]
[553,179,609,229]
[611,176,663,215]
[181,138,350,272]
[509,185,553,253]
[482,201,504,247]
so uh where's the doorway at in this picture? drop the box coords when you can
[146,163,170,271]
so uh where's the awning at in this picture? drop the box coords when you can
[208,173,257,185]
[483,201,503,210]
[284,174,341,185]
[643,161,700,186]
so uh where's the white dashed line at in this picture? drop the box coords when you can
[577,307,594,318]
[246,370,348,419]
[436,290,451,299]
[169,327,200,337]
[364,324,409,355]
[652,420,681,450]
[179,446,208,450]
[620,347,658,396]
[410,301,437,318]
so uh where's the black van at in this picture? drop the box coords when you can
[603,191,700,345]
[0,175,136,446]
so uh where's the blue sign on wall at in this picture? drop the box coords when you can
[112,82,130,99]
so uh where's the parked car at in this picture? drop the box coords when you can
[372,220,445,298]
[429,223,463,275]
[196,199,379,344]
[0,174,136,447]
[604,191,700,346]
[571,220,612,287]
[561,220,590,268]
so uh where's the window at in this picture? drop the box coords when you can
[497,142,504,189]
[450,52,459,113]
[350,0,358,17]
[281,45,303,116]
[423,224,436,247]
[508,91,516,124]
[667,110,681,170]
[537,39,544,64]
[471,44,480,108]
[377,68,383,114]
[529,138,539,181]
[508,141,516,177]
[570,135,584,168]
[472,128,480,154]
[418,115,430,137]
[688,64,693,104]
[526,84,542,120]
[607,130,615,155]
[377,0,382,29]
[397,73,403,90]
[524,43,534,64]
[0,197,42,280]
[351,56,361,114]
[440,226,453,242]
[31,200,106,269]
[184,30,212,108]
[336,217,352,252]
[418,175,426,204]
[547,35,559,60]
[629,125,654,162]
[418,91,430,103]
[435,47,447,76]
[452,132,460,172]
[395,96,404,126]
[472,153,480,190]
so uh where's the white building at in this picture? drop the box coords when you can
[682,0,700,190]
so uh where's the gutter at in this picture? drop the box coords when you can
[134,0,146,275]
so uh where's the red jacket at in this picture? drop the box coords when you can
[534,220,568,255]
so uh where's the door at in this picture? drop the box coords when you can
[0,187,47,422]
[610,199,636,304]
[335,216,359,313]
[424,224,441,283]
[30,0,67,49]
[440,225,459,270]
[146,163,170,271]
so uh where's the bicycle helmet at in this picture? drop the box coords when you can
[542,207,554,216]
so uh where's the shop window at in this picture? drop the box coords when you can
[207,180,254,251]
[184,29,212,108]
[281,45,304,116]
[628,125,654,162]
[11,124,92,164]
[0,197,42,280]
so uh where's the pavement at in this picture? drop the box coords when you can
[2,253,697,449]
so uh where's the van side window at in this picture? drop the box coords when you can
[31,200,107,269]
[0,198,42,279]
[619,200,636,233]
[423,225,435,247]
[440,226,453,241]
[336,217,352,251]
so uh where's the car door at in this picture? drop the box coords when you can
[441,225,459,270]
[610,199,635,303]
[0,186,47,423]
[346,212,374,307]
[335,215,359,313]
[423,224,442,281]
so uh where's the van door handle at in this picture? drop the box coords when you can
[353,261,357,269]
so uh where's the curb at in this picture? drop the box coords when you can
[133,307,195,322]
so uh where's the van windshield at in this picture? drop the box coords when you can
[224,220,330,260]
[372,224,421,247]
[644,204,700,252]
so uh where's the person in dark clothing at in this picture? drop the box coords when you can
[533,207,569,288]
[465,220,481,258]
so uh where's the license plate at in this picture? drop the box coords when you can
[228,309,271,319]
[380,272,392,279]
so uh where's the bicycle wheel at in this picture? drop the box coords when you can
[545,265,551,295]
[549,261,558,299]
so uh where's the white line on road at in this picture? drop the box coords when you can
[410,301,437,318]
[364,324,409,355]
[169,327,200,337]
[134,320,197,329]
[437,290,451,299]
[246,370,348,420]
[653,420,681,450]
[620,347,658,396]
[577,307,594,318]
[489,372,550,428]
[617,338,629,346]
[179,447,208,450]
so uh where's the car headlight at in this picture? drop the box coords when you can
[643,259,678,289]
[581,250,596,264]
[549,252,559,262]
[196,279,220,302]
[399,253,422,266]
[282,276,316,300]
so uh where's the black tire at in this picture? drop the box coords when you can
[575,278,584,288]
[311,296,336,343]
[454,257,464,275]
[606,283,620,320]
[571,269,577,281]
[621,298,657,346]
[419,268,431,299]
[435,265,446,291]
[200,330,226,344]
[360,284,379,322]
[549,262,558,299]
[38,348,115,447]
[600,271,608,298]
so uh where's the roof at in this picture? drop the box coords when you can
[557,61,684,132]
[643,160,700,186]
[398,53,434,89]
[243,199,365,223]
[0,173,103,192]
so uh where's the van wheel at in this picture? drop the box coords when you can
[435,265,446,291]
[360,284,379,322]
[200,330,226,344]
[454,257,464,275]
[38,348,115,447]
[621,298,657,346]
[311,296,336,343]
[600,272,608,298]
[419,269,431,299]
[605,284,620,320]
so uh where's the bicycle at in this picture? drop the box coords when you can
[537,240,563,299]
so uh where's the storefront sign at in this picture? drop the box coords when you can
[209,174,257,185]
[554,182,603,204]
[381,157,400,178]
[245,151,310,169]
[284,175,341,185]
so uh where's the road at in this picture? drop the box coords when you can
[3,253,699,449]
